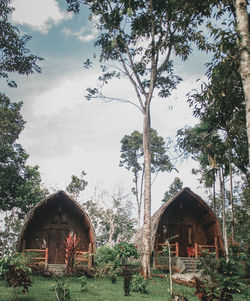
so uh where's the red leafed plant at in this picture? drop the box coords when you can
[64,232,80,275]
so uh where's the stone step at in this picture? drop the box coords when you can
[178,257,200,273]
[47,264,66,275]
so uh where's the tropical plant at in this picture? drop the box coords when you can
[64,232,80,275]
[195,247,245,300]
[54,277,70,301]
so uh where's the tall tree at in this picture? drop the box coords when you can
[66,0,215,277]
[0,0,43,87]
[162,177,183,202]
[235,0,250,173]
[66,170,88,200]
[0,93,46,213]
[120,129,174,229]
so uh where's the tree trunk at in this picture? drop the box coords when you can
[107,215,115,247]
[134,174,141,230]
[213,182,216,215]
[142,108,152,279]
[235,0,250,176]
[219,167,229,261]
[229,163,235,243]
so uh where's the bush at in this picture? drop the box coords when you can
[113,242,138,265]
[131,274,148,294]
[72,264,95,278]
[94,262,121,282]
[195,247,245,300]
[94,246,116,266]
[4,254,32,300]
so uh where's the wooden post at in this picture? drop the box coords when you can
[214,237,219,259]
[175,242,179,257]
[195,243,198,258]
[155,236,158,267]
[88,243,92,268]
[45,248,48,266]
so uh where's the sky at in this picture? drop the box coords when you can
[1,0,213,215]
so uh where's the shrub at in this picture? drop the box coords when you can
[4,254,32,300]
[131,274,148,294]
[94,246,116,266]
[195,247,245,300]
[113,242,138,265]
[72,264,95,278]
[94,262,121,282]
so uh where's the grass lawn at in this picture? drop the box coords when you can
[0,275,249,301]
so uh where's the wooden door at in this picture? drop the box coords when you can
[167,225,191,257]
[48,229,68,264]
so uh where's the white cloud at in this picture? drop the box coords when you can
[62,25,98,42]
[32,78,85,116]
[11,0,72,33]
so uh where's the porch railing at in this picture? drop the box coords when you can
[154,242,179,267]
[195,240,219,259]
[76,243,94,268]
[23,242,94,268]
[23,248,48,265]
[154,237,219,267]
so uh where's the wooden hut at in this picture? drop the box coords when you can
[134,187,224,266]
[17,190,96,267]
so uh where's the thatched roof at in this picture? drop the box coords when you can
[134,187,224,253]
[16,190,96,251]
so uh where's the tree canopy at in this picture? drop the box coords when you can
[120,129,174,228]
[0,93,46,214]
[0,0,43,87]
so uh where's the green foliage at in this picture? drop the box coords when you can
[95,246,116,266]
[0,0,43,87]
[54,277,70,301]
[131,274,148,294]
[0,255,11,278]
[66,170,88,200]
[120,129,174,176]
[113,242,138,265]
[4,254,32,299]
[195,247,246,300]
[94,262,121,285]
[0,93,46,214]
[162,177,183,202]
[78,276,88,292]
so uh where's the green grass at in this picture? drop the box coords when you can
[0,275,249,301]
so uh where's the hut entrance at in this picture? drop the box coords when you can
[167,225,192,257]
[48,228,68,264]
